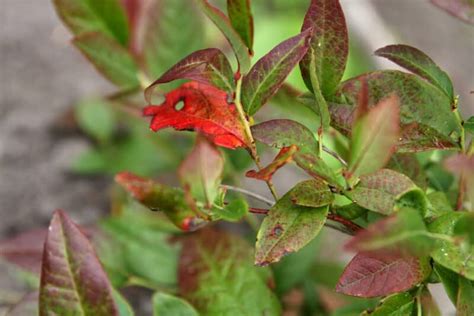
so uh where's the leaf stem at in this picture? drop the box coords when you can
[322,145,348,167]
[327,213,363,234]
[221,184,274,206]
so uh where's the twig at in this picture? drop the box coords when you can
[327,213,363,233]
[221,184,274,206]
[322,145,348,167]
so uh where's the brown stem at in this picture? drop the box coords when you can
[248,207,269,215]
[327,213,363,233]
[456,174,465,211]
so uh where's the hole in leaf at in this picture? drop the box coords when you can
[174,100,185,111]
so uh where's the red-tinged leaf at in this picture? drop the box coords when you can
[39,210,118,315]
[375,44,454,100]
[387,153,427,189]
[242,30,312,115]
[246,145,297,182]
[143,81,249,149]
[431,0,474,25]
[196,0,251,73]
[330,70,462,152]
[115,172,208,231]
[289,178,334,207]
[53,0,129,46]
[444,154,474,210]
[348,95,400,179]
[335,252,431,298]
[0,229,46,274]
[73,32,140,89]
[122,0,145,54]
[255,191,328,266]
[300,0,348,98]
[179,136,224,208]
[227,0,254,51]
[145,48,235,102]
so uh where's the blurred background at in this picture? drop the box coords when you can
[0,0,473,314]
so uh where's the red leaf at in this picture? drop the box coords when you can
[0,229,46,274]
[143,81,249,149]
[246,145,297,182]
[336,252,431,298]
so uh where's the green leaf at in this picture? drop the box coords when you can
[361,292,416,316]
[429,212,474,280]
[420,287,441,316]
[113,290,135,316]
[387,153,427,190]
[73,32,139,89]
[227,0,254,51]
[196,0,251,73]
[375,44,454,100]
[300,0,349,98]
[348,95,400,179]
[53,0,129,46]
[457,275,474,316]
[427,191,454,217]
[289,179,334,207]
[76,98,116,143]
[179,229,281,315]
[255,189,328,266]
[242,30,311,115]
[330,70,462,152]
[345,169,426,215]
[39,210,118,315]
[144,0,205,79]
[152,293,198,316]
[306,48,331,129]
[464,116,474,135]
[332,203,368,220]
[214,197,248,222]
[179,136,224,209]
[434,263,459,305]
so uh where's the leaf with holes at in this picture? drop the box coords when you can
[73,32,139,89]
[336,252,431,298]
[345,169,427,215]
[179,136,224,208]
[227,0,254,51]
[329,70,462,152]
[348,95,400,179]
[179,229,281,314]
[196,0,251,73]
[246,145,297,182]
[39,210,118,315]
[431,0,474,25]
[300,0,348,98]
[375,44,454,100]
[289,178,334,208]
[255,190,328,266]
[242,30,311,115]
[143,82,249,149]
[115,172,208,231]
[145,48,235,102]
[53,0,129,45]
[152,293,198,316]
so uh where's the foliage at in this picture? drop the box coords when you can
[1,0,473,315]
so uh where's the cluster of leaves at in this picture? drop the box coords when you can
[1,0,474,315]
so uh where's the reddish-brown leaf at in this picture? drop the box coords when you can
[246,145,298,182]
[0,229,46,274]
[336,252,431,298]
[444,154,474,210]
[143,81,249,149]
[431,0,474,25]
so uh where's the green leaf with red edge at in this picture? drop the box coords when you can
[251,119,341,187]
[458,275,474,316]
[375,44,454,100]
[444,154,474,211]
[143,82,250,149]
[178,229,281,315]
[335,252,431,298]
[53,0,129,46]
[152,292,198,316]
[345,169,427,216]
[360,292,416,316]
[73,32,139,89]
[255,189,328,266]
[345,207,435,256]
[431,0,474,25]
[145,48,235,102]
[329,70,462,152]
[227,0,254,51]
[115,172,208,231]
[348,95,400,179]
[289,178,334,208]
[39,210,118,315]
[300,0,348,98]
[196,0,251,73]
[246,145,297,182]
[242,30,312,116]
[387,153,427,190]
[179,136,224,209]
[143,0,205,79]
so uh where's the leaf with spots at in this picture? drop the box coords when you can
[227,0,254,51]
[255,189,329,266]
[375,44,454,100]
[246,145,297,182]
[241,30,311,115]
[39,210,118,316]
[386,153,427,189]
[431,0,474,25]
[289,178,334,208]
[299,0,349,98]
[145,48,235,102]
[336,252,431,298]
[143,82,249,149]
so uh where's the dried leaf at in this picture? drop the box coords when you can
[289,178,334,208]
[431,0,474,24]
[227,0,254,51]
[143,82,249,149]
[246,145,297,182]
